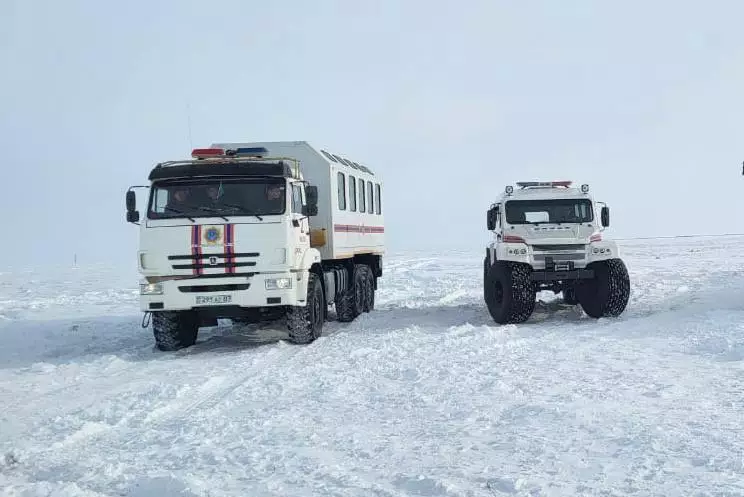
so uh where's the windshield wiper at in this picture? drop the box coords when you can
[183,205,229,222]
[219,202,264,221]
[163,206,195,222]
[200,206,230,222]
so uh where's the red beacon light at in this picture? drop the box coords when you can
[191,148,224,159]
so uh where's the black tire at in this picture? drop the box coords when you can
[563,287,578,305]
[576,258,630,318]
[352,264,365,316]
[152,310,199,351]
[335,265,356,322]
[286,272,325,344]
[361,265,375,313]
[484,260,536,324]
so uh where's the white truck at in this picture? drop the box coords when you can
[484,181,630,323]
[125,141,385,350]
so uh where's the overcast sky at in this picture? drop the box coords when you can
[2,0,743,268]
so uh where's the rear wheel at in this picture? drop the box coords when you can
[484,260,536,324]
[335,263,370,322]
[361,265,375,313]
[286,272,325,344]
[352,264,365,316]
[152,310,199,351]
[335,265,357,322]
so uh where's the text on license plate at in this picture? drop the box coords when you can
[195,295,232,305]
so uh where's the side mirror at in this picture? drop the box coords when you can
[126,190,136,212]
[304,185,319,216]
[601,206,610,227]
[487,206,498,231]
[126,190,140,223]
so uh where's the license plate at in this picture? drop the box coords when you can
[195,295,232,305]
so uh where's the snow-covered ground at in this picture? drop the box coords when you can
[1,236,743,496]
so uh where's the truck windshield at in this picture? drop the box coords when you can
[505,198,593,224]
[148,178,286,219]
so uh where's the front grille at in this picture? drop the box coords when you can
[531,244,586,265]
[172,261,256,270]
[179,283,251,293]
[532,244,586,252]
[168,252,260,260]
[533,253,585,262]
[168,251,260,272]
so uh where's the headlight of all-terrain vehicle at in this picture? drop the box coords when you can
[266,277,292,290]
[508,248,528,255]
[140,282,163,295]
[592,247,611,255]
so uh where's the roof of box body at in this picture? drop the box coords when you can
[210,140,376,177]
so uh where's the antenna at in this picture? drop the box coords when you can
[186,101,193,150]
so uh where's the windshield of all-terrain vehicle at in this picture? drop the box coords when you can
[148,178,286,219]
[505,198,593,224]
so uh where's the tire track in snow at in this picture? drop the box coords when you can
[2,358,143,416]
[42,339,309,455]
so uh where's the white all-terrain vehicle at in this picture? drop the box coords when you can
[484,181,630,323]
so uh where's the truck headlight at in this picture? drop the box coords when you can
[266,278,292,290]
[140,282,164,295]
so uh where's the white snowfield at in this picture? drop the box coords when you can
[1,236,743,497]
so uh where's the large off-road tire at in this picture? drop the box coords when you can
[286,272,325,344]
[484,260,536,324]
[352,264,366,316]
[335,266,355,322]
[152,310,199,351]
[576,258,630,318]
[335,264,366,322]
[335,289,355,322]
[361,265,375,313]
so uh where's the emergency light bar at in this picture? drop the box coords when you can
[516,181,573,188]
[190,147,271,160]
[191,148,224,159]
[227,147,269,157]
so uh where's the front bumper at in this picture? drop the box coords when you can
[530,268,595,282]
[138,271,307,312]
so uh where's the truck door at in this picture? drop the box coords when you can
[290,183,310,257]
